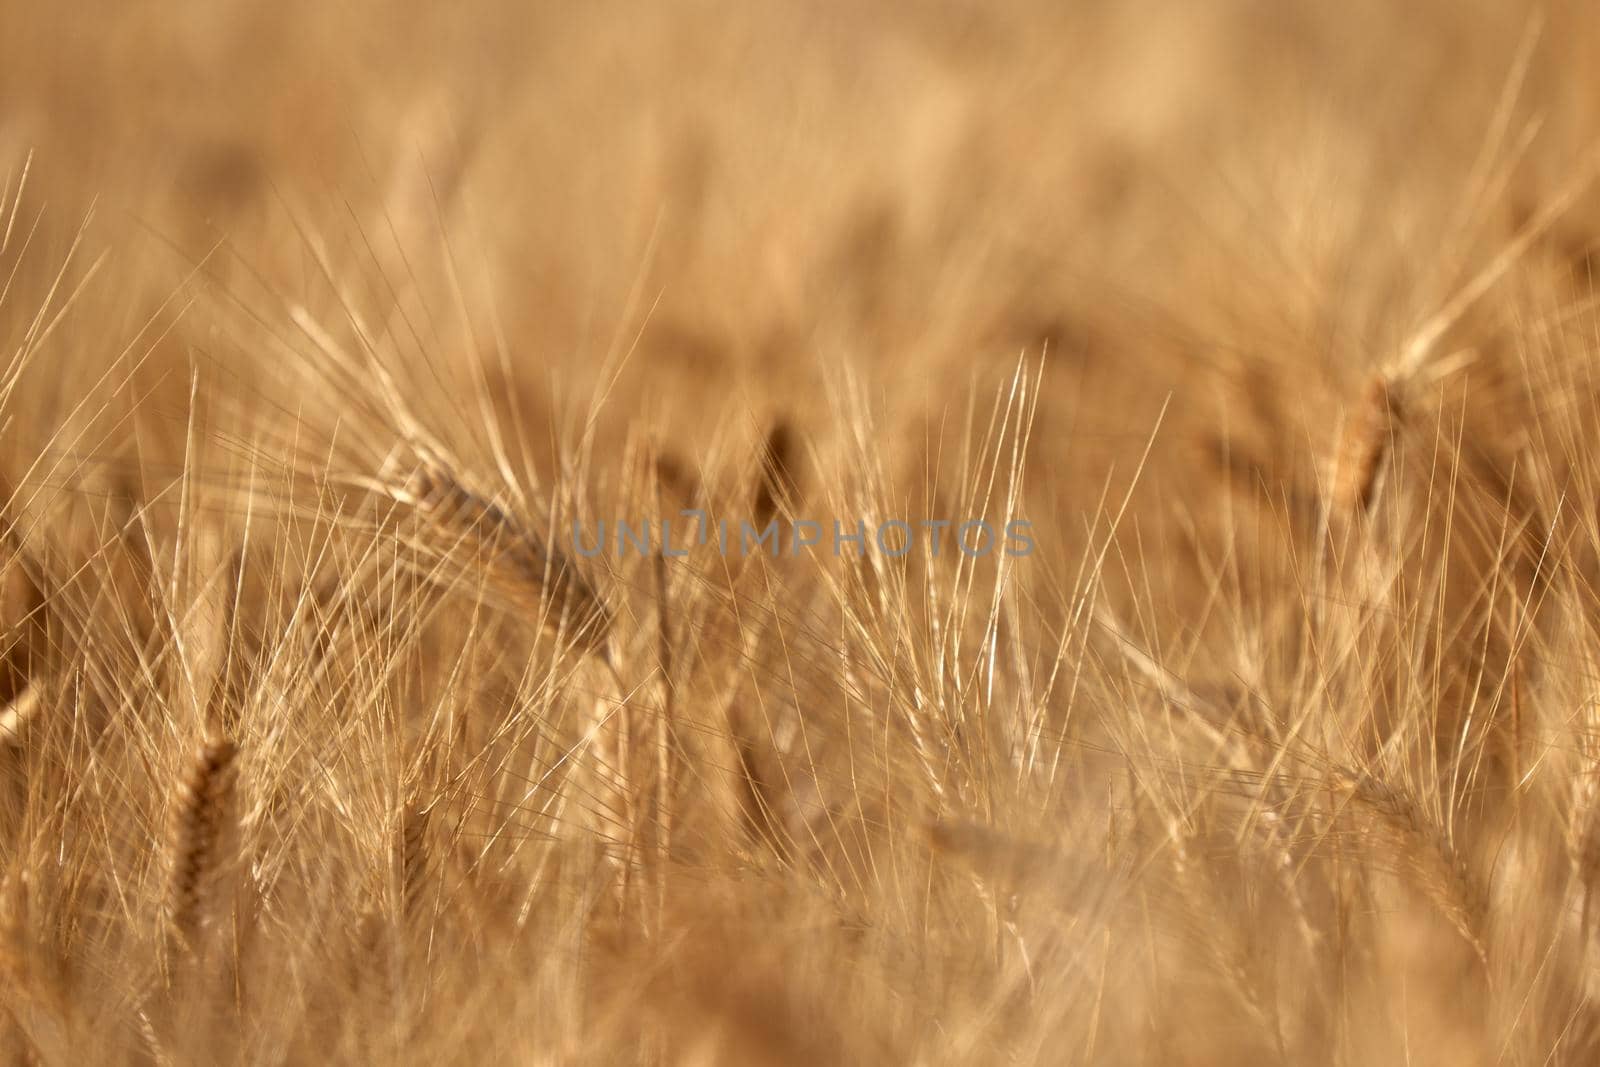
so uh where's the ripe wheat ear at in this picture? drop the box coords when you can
[168,736,240,951]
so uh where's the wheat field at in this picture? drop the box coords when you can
[2,2,1600,1063]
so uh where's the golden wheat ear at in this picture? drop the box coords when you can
[0,865,71,1064]
[0,682,39,748]
[1333,370,1405,516]
[753,419,801,527]
[396,794,433,923]
[168,736,240,949]
[653,446,699,510]
[0,470,52,724]
[381,453,613,658]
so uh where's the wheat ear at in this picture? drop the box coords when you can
[168,736,240,947]
[1331,768,1489,964]
[753,419,799,526]
[383,454,612,658]
[1334,371,1405,515]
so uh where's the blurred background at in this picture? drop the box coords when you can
[0,0,1593,608]
[3,7,1600,1062]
